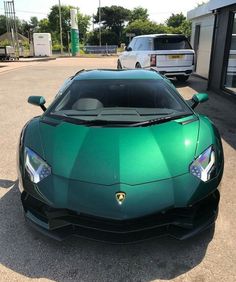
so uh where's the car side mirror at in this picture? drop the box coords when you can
[189,93,209,109]
[28,96,47,112]
[125,46,132,52]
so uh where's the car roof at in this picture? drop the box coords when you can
[134,34,186,38]
[74,69,163,81]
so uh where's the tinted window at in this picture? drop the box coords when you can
[230,35,236,50]
[154,36,192,50]
[51,79,190,114]
[224,12,236,93]
[135,38,152,51]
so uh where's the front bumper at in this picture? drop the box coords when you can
[22,190,219,243]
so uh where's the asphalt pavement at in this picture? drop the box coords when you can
[0,58,235,282]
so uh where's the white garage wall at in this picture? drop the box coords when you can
[191,14,215,78]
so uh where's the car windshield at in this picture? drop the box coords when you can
[154,36,192,50]
[47,78,192,125]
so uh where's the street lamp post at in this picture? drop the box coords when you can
[58,0,63,54]
[99,0,101,46]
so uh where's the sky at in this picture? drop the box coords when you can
[0,0,201,24]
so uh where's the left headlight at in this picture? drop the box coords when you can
[25,147,51,184]
[190,146,215,182]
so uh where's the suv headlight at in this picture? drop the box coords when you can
[25,147,51,183]
[190,146,215,182]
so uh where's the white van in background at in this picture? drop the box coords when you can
[33,33,52,57]
[118,34,195,82]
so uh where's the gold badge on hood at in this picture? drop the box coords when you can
[116,192,126,205]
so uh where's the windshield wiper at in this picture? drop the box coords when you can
[49,113,134,127]
[130,113,193,127]
[49,113,88,124]
[83,119,135,127]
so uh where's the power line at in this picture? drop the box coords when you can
[0,7,48,15]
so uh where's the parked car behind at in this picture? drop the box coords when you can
[118,34,195,82]
[0,46,15,61]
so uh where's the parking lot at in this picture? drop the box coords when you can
[0,57,236,282]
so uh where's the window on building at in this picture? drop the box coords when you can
[224,13,236,94]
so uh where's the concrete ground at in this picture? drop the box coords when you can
[0,58,236,282]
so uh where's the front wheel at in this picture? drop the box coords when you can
[176,75,189,82]
[135,62,141,69]
[117,60,122,70]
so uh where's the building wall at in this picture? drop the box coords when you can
[188,0,236,98]
[208,5,236,93]
[191,14,215,78]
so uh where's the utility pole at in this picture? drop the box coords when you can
[12,0,19,57]
[58,0,63,54]
[99,0,101,46]
[4,0,19,59]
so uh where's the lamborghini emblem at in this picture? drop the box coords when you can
[116,192,126,205]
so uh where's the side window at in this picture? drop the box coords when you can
[128,38,137,50]
[134,38,152,51]
[132,38,140,51]
[134,38,142,50]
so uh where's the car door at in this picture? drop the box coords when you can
[121,38,137,68]
[134,37,153,68]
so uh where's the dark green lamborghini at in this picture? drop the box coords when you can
[17,69,224,243]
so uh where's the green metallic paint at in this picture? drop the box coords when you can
[193,93,209,104]
[24,165,223,220]
[19,70,224,222]
[75,70,162,81]
[20,113,223,220]
[33,115,199,185]
[28,96,46,107]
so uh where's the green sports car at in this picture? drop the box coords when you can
[17,69,224,243]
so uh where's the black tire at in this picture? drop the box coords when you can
[176,75,189,82]
[117,60,122,70]
[135,62,141,69]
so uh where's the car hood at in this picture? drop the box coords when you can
[32,116,199,186]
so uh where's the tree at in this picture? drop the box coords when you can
[178,20,192,38]
[20,20,31,38]
[19,17,39,40]
[125,20,168,37]
[129,7,149,23]
[76,12,91,41]
[87,28,119,45]
[38,18,50,33]
[94,6,130,45]
[47,5,90,45]
[0,15,22,36]
[48,5,71,46]
[166,13,186,28]
[29,17,39,32]
[0,15,7,35]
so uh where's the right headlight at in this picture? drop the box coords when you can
[24,147,51,184]
[190,146,215,182]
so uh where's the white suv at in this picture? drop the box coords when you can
[118,34,195,82]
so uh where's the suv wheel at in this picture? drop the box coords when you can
[135,63,141,69]
[176,75,189,82]
[117,60,122,70]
